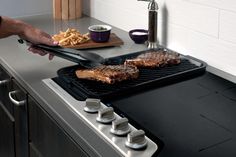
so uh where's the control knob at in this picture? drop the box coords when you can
[96,107,116,124]
[84,98,101,113]
[110,118,131,136]
[125,130,147,150]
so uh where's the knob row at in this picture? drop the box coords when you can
[84,98,147,150]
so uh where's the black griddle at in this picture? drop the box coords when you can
[53,49,206,101]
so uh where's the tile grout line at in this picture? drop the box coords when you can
[218,9,221,39]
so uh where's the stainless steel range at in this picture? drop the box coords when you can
[43,48,214,157]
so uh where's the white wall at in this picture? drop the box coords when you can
[0,0,52,17]
[83,0,236,77]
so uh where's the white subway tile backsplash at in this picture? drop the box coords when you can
[159,20,236,76]
[187,0,236,12]
[186,30,236,76]
[85,0,219,37]
[219,10,236,44]
[158,21,189,53]
[164,0,219,37]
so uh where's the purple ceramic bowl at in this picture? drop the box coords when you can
[88,25,112,43]
[129,29,148,44]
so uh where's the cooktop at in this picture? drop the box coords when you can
[107,72,236,157]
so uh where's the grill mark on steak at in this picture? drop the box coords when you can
[75,65,139,84]
[124,50,181,68]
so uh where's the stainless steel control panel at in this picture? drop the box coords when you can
[43,79,158,157]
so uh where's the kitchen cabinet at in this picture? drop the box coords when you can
[1,64,89,157]
[0,65,29,157]
[0,65,15,157]
[0,102,15,157]
[28,95,89,157]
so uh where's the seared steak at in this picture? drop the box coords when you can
[75,65,139,84]
[124,50,181,68]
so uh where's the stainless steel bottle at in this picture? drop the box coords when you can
[138,0,159,49]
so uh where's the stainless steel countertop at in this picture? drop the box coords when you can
[0,14,235,157]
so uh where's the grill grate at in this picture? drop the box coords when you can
[53,49,206,101]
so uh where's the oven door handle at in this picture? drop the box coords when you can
[9,90,26,107]
[0,79,10,85]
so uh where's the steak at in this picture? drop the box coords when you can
[75,65,139,84]
[124,50,181,68]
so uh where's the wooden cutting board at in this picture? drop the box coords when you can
[63,33,124,49]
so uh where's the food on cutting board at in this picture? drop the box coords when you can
[52,28,90,46]
[75,65,139,84]
[124,50,181,68]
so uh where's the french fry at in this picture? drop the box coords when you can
[52,28,90,46]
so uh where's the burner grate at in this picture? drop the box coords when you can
[53,49,206,101]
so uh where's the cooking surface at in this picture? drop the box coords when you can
[54,49,206,101]
[108,72,236,157]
